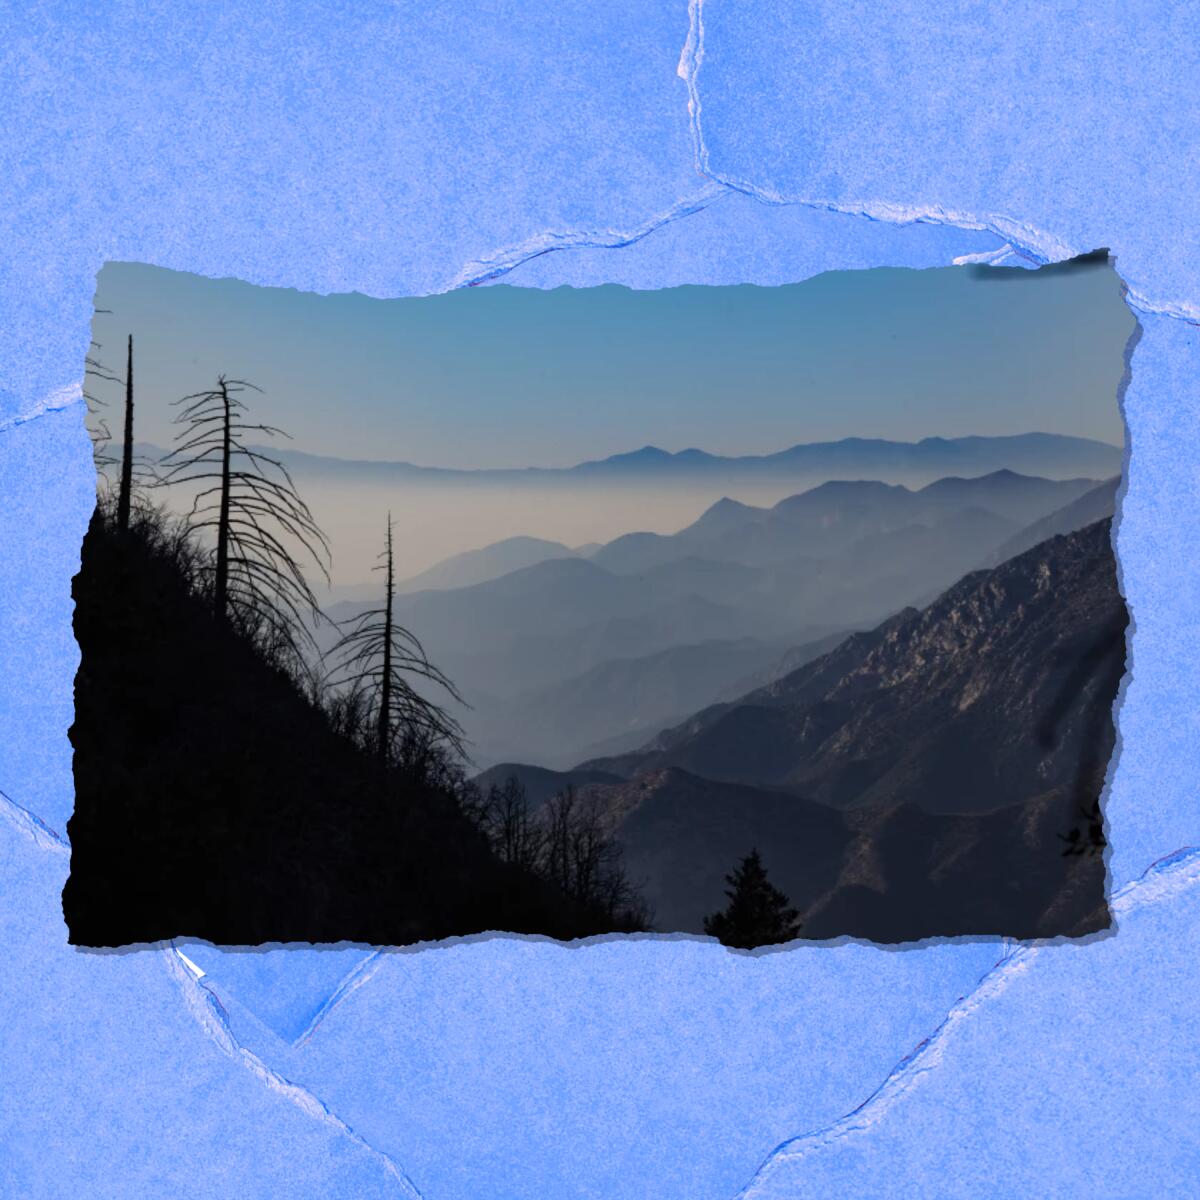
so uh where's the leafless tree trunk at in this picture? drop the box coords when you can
[534,784,647,926]
[160,374,330,665]
[482,776,546,871]
[82,314,118,473]
[213,378,232,618]
[326,514,466,769]
[377,517,395,762]
[117,335,135,533]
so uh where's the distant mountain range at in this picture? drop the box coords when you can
[208,430,1121,486]
[322,469,1117,767]
[585,518,1124,811]
[394,536,579,593]
[380,468,1110,597]
[139,426,1120,773]
[486,519,1123,939]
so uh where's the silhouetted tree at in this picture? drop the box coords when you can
[84,325,160,526]
[326,514,465,767]
[116,334,135,532]
[160,374,330,665]
[480,775,545,872]
[538,785,648,926]
[703,849,801,948]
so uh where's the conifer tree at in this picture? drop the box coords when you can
[703,849,801,948]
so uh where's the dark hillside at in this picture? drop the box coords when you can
[576,768,1106,940]
[64,512,624,945]
[592,520,1125,817]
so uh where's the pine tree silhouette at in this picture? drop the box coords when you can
[703,849,801,948]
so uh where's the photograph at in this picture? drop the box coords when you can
[66,253,1133,946]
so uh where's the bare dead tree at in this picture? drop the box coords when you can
[537,785,647,925]
[159,374,330,666]
[84,324,160,526]
[481,775,546,872]
[116,334,135,532]
[542,784,578,896]
[325,513,466,767]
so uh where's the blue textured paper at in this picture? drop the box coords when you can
[3,3,1198,1196]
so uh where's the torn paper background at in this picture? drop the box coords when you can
[2,1,1198,1196]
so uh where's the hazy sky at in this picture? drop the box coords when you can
[91,257,1133,469]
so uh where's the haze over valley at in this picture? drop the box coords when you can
[313,437,1122,773]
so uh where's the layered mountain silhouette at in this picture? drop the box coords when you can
[987,476,1118,565]
[587,519,1125,807]
[244,431,1122,485]
[591,470,1098,573]
[330,470,1114,768]
[74,441,1125,942]
[492,519,1123,940]
[393,535,579,593]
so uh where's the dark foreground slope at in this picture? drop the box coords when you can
[64,513,623,945]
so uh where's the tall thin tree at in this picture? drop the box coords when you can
[84,322,156,520]
[116,334,135,532]
[160,375,330,665]
[326,513,465,766]
[377,516,395,758]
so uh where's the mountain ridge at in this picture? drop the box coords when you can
[586,519,1125,818]
[122,430,1118,481]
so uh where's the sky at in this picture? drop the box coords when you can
[89,257,1134,470]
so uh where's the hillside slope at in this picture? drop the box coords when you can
[593,519,1125,818]
[581,767,1106,940]
[64,513,621,945]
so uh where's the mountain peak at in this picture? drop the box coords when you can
[617,445,672,461]
[686,495,760,531]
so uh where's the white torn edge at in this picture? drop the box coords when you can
[677,0,1200,323]
[0,380,84,435]
[952,242,1043,269]
[448,182,730,289]
[0,786,69,854]
[733,845,1200,1198]
[161,943,426,1199]
[175,950,206,980]
[292,948,387,1048]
